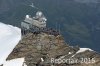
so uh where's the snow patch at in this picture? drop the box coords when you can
[76,48,93,54]
[41,58,44,62]
[23,62,27,66]
[3,58,25,66]
[72,48,93,57]
[68,52,73,55]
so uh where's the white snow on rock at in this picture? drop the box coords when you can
[72,48,93,57]
[3,58,25,66]
[23,62,27,66]
[68,52,73,55]
[0,22,21,65]
[76,48,93,54]
[41,58,44,62]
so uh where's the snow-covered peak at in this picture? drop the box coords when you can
[0,22,21,65]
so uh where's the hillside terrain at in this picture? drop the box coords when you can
[7,32,100,66]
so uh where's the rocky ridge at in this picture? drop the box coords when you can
[7,32,100,66]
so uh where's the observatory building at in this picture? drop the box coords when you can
[21,11,60,36]
[21,11,47,35]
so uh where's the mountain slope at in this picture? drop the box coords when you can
[7,32,100,66]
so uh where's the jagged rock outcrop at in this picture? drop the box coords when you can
[7,33,100,66]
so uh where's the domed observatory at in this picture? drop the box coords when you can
[21,11,47,35]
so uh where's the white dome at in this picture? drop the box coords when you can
[26,15,30,18]
[36,11,43,17]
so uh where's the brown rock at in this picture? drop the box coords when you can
[7,33,100,66]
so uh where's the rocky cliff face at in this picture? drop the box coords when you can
[7,33,100,66]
